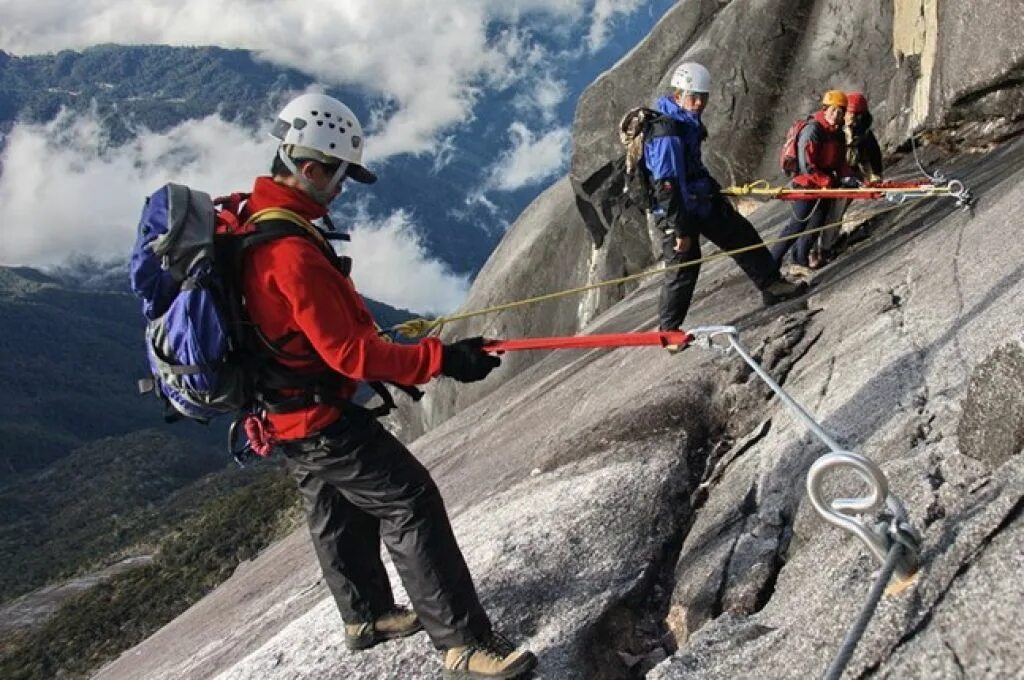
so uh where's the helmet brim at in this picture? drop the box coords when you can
[347,164,377,185]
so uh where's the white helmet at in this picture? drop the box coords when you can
[271,93,376,201]
[670,62,712,94]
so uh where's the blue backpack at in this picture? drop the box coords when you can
[129,184,419,459]
[130,183,251,422]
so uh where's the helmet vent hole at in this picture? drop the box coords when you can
[328,123,335,129]
[329,143,336,149]
[317,121,324,126]
[324,112,332,118]
[311,110,319,116]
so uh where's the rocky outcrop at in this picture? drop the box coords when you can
[957,336,1024,469]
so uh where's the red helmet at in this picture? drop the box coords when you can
[846,92,868,114]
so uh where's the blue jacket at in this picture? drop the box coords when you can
[643,95,715,220]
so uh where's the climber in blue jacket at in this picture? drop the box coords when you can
[645,62,804,336]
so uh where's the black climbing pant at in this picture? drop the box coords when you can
[770,198,837,267]
[280,408,492,649]
[658,196,779,331]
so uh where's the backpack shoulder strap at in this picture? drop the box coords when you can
[645,113,680,140]
[247,208,330,248]
[241,210,352,277]
[800,116,822,139]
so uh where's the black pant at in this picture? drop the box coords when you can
[658,196,779,331]
[281,409,491,649]
[770,199,835,267]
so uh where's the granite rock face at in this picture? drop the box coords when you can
[96,2,1024,679]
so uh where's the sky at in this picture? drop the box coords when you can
[0,0,659,312]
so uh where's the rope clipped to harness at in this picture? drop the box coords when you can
[229,413,276,467]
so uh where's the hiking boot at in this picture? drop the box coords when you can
[784,263,814,280]
[442,632,538,679]
[761,278,807,306]
[345,606,423,651]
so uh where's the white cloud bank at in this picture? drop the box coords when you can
[0,112,467,313]
[588,0,646,51]
[343,211,469,314]
[487,122,571,191]
[0,0,644,160]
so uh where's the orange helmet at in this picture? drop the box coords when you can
[821,90,848,108]
[846,92,868,113]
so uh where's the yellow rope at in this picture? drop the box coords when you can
[389,198,924,338]
[721,181,952,198]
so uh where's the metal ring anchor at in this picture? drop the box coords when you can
[688,325,921,580]
[945,178,974,209]
[807,452,919,579]
[687,325,739,355]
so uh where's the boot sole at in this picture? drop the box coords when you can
[441,651,538,680]
[345,623,424,651]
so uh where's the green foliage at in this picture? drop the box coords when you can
[0,44,314,140]
[0,469,300,680]
[0,430,232,600]
[0,266,218,476]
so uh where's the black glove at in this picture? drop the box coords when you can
[839,176,862,188]
[441,337,501,383]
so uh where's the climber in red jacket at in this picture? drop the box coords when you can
[240,93,537,679]
[771,89,857,271]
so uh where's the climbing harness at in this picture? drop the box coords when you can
[483,324,923,678]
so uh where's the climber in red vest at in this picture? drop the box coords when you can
[771,89,857,272]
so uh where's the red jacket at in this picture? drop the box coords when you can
[240,177,443,440]
[793,110,854,188]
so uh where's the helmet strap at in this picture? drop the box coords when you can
[325,161,349,196]
[277,146,334,206]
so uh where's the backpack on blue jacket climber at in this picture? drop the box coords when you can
[129,183,417,462]
[570,106,681,248]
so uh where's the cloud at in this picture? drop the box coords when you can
[0,110,272,267]
[342,211,469,315]
[513,73,568,123]
[0,111,468,313]
[588,0,646,51]
[0,1,649,161]
[486,122,571,191]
